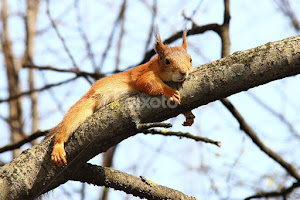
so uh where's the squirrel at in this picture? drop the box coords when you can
[49,28,195,167]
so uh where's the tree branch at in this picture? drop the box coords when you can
[23,63,105,79]
[0,130,48,154]
[138,23,221,65]
[221,98,300,180]
[1,0,24,157]
[46,0,92,84]
[0,76,78,103]
[143,129,221,147]
[245,181,300,200]
[23,0,41,144]
[0,35,299,199]
[69,163,197,200]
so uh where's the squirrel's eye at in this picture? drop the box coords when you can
[190,58,192,63]
[165,59,170,65]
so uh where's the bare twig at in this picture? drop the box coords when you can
[99,0,127,70]
[248,92,300,139]
[39,71,65,115]
[46,0,92,84]
[274,0,300,31]
[46,0,78,70]
[143,129,221,147]
[245,181,300,200]
[221,98,300,180]
[115,1,126,71]
[0,76,78,103]
[0,130,48,153]
[182,0,204,28]
[137,23,221,65]
[74,0,97,70]
[143,0,157,55]
[23,64,105,79]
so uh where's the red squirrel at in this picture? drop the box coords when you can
[50,29,195,167]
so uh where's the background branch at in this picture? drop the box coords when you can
[143,129,221,147]
[221,98,300,180]
[23,64,105,79]
[70,163,197,200]
[0,130,48,154]
[245,181,300,200]
[0,76,78,103]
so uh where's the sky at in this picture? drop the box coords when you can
[0,0,300,199]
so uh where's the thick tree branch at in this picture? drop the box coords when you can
[69,163,197,200]
[0,35,299,199]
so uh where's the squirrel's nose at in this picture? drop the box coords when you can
[180,72,186,77]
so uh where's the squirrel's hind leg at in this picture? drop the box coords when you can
[182,111,195,126]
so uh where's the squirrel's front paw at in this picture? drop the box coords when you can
[166,90,181,105]
[51,143,67,167]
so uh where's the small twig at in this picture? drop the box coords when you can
[99,0,127,69]
[182,0,204,28]
[248,91,300,139]
[182,11,198,28]
[46,0,78,69]
[143,129,221,147]
[0,130,48,153]
[74,0,97,70]
[245,181,300,200]
[136,123,172,132]
[138,24,221,65]
[115,3,126,71]
[143,0,157,55]
[0,76,78,103]
[46,0,92,84]
[23,64,104,79]
[274,0,300,31]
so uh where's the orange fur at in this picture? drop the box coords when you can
[50,29,195,167]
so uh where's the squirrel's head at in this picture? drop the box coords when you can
[154,28,193,82]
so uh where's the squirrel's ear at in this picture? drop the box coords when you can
[154,27,165,57]
[182,28,187,50]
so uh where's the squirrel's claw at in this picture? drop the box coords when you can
[51,143,67,167]
[169,90,181,105]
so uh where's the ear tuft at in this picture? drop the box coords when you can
[182,28,187,50]
[154,27,165,57]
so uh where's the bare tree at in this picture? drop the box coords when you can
[23,0,41,144]
[1,0,24,158]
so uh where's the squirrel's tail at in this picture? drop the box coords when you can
[48,94,96,143]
